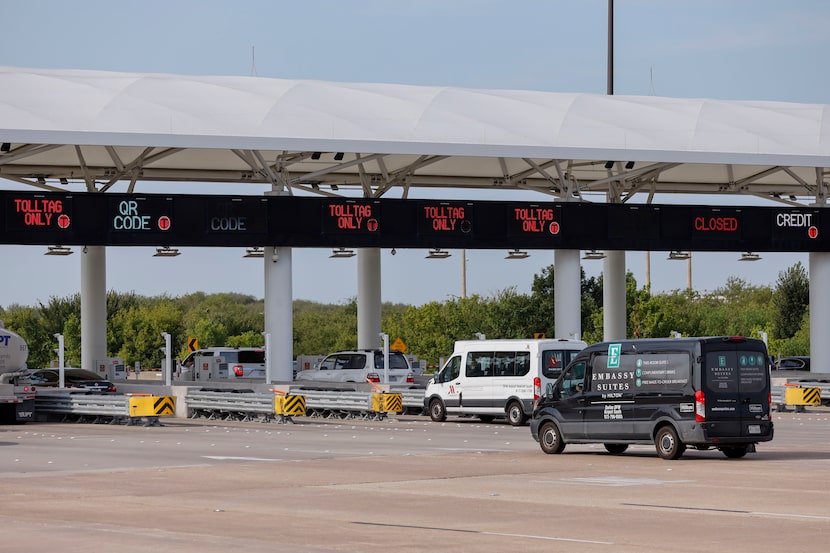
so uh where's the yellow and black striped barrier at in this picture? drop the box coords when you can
[127,394,176,426]
[271,389,306,423]
[785,386,821,407]
[372,392,403,414]
[275,394,306,416]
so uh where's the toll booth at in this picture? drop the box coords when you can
[97,357,126,380]
[192,354,229,380]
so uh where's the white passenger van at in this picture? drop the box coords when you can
[424,338,587,425]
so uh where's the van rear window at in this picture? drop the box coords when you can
[704,350,767,393]
[542,349,581,379]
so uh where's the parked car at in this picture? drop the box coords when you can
[28,369,117,392]
[294,350,414,384]
[775,356,810,371]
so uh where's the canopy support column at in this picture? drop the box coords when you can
[81,246,107,372]
[603,250,627,340]
[357,248,382,350]
[264,246,293,382]
[810,252,830,374]
[554,249,581,339]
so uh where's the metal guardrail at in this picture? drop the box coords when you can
[185,388,414,422]
[398,389,426,414]
[35,391,171,425]
[186,390,275,422]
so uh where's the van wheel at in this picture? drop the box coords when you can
[428,398,447,422]
[721,446,748,459]
[506,401,527,426]
[655,426,685,460]
[604,443,629,455]
[539,421,565,454]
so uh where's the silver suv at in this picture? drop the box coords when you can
[294,350,414,384]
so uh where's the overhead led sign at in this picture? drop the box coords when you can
[418,201,473,235]
[7,195,72,231]
[322,199,381,234]
[111,197,173,232]
[1,191,828,252]
[508,204,559,236]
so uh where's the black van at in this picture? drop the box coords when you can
[530,336,774,460]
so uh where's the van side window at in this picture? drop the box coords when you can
[441,356,461,383]
[515,352,530,376]
[466,352,493,377]
[558,361,586,399]
[493,351,515,376]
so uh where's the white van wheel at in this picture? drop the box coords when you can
[428,398,447,422]
[507,401,527,426]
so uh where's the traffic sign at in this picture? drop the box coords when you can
[188,337,199,352]
[391,337,407,353]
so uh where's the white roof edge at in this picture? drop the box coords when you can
[1,66,829,167]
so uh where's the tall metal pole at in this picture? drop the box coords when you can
[607,0,614,95]
[461,249,467,299]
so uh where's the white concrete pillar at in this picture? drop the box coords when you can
[264,246,293,383]
[357,248,382,350]
[81,246,107,372]
[554,249,581,340]
[809,252,830,374]
[603,250,627,341]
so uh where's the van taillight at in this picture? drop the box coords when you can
[233,365,244,377]
[533,377,541,401]
[366,373,381,383]
[406,373,414,383]
[695,390,706,422]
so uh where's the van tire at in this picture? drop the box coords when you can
[539,421,566,454]
[506,401,527,426]
[428,398,447,422]
[604,443,629,455]
[655,426,685,460]
[721,446,748,459]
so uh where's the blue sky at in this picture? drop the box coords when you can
[1,0,828,307]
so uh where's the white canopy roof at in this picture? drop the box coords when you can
[0,66,828,203]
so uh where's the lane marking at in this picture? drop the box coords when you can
[202,456,282,462]
[624,503,830,521]
[353,521,613,545]
[558,476,695,487]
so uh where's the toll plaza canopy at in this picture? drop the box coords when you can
[0,66,829,204]
[3,66,830,377]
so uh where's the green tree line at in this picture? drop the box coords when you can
[0,262,810,370]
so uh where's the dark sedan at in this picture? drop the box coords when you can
[775,356,810,371]
[29,369,117,392]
